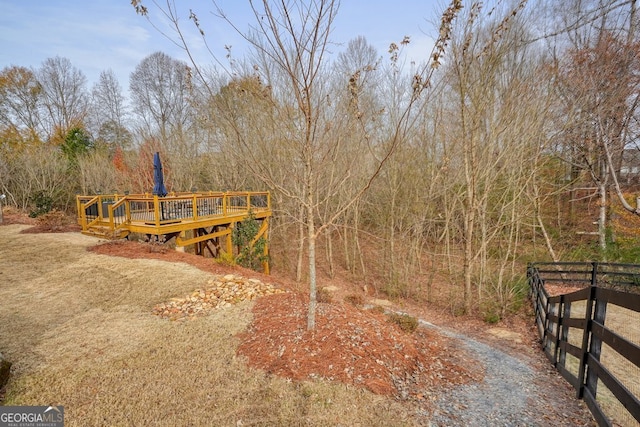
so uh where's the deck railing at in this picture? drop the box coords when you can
[76,191,271,235]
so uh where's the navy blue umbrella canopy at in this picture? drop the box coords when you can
[152,152,168,197]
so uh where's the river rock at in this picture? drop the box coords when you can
[152,274,286,321]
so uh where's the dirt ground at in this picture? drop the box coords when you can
[0,209,596,426]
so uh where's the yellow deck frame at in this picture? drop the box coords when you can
[76,191,271,273]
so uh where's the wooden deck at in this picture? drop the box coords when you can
[76,191,271,271]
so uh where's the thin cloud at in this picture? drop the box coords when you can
[0,0,444,87]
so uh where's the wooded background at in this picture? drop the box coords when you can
[2,0,640,320]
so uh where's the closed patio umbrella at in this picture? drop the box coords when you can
[152,152,167,197]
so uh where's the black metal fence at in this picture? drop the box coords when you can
[528,262,640,427]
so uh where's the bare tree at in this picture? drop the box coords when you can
[0,66,44,135]
[438,0,549,314]
[129,51,192,148]
[0,60,90,211]
[37,56,89,142]
[129,51,209,191]
[550,0,640,250]
[133,0,463,329]
[89,70,132,149]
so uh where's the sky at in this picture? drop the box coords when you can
[0,0,447,90]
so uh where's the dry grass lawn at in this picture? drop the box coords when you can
[0,225,416,426]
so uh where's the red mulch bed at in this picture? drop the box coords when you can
[237,292,482,398]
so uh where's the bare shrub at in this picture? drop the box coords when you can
[386,312,419,333]
[344,294,364,306]
[317,287,333,304]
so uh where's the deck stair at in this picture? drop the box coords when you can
[81,225,130,240]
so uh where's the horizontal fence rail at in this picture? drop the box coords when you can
[528,262,640,427]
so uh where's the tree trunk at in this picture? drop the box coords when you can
[342,223,351,272]
[463,131,476,314]
[387,190,396,291]
[537,213,559,263]
[326,227,334,279]
[307,201,317,331]
[354,204,366,278]
[598,181,607,250]
[463,201,475,313]
[296,204,305,282]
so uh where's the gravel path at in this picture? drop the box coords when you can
[419,321,595,427]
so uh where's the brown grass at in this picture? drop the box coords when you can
[0,225,418,426]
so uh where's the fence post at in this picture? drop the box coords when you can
[193,195,198,221]
[552,294,565,366]
[559,300,571,368]
[97,195,104,219]
[542,291,551,350]
[577,280,596,398]
[154,195,160,227]
[528,264,546,346]
[125,198,131,224]
[527,264,536,317]
[591,261,598,288]
[585,291,607,402]
[223,193,227,216]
